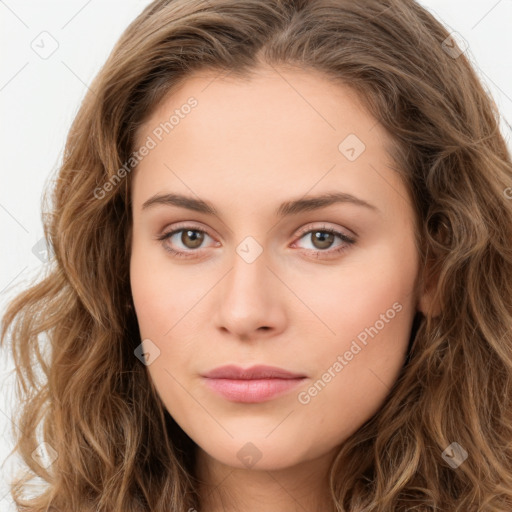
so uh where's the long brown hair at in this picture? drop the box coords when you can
[2,0,512,510]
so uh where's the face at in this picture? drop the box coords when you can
[129,64,426,472]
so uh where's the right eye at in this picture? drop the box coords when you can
[157,225,218,258]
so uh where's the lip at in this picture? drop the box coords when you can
[201,365,307,403]
[202,364,306,380]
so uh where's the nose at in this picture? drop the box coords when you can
[212,246,287,341]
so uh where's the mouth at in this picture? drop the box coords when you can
[202,376,307,403]
[201,364,307,403]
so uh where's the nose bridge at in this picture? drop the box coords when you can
[226,235,270,305]
[213,234,283,336]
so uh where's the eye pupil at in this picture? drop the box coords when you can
[312,231,334,249]
[182,229,204,248]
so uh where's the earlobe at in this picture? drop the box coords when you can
[417,257,442,318]
[417,286,441,318]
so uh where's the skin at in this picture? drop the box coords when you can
[129,64,433,511]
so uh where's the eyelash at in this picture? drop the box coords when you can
[156,223,356,260]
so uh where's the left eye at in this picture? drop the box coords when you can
[294,228,354,252]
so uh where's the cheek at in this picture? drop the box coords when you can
[129,238,200,335]
[293,242,418,440]
[296,301,413,452]
[129,242,214,381]
[287,234,418,345]
[305,296,413,401]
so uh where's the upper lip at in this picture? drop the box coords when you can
[202,364,306,380]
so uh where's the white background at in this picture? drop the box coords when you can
[1,0,511,509]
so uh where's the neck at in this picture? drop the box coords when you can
[194,445,338,512]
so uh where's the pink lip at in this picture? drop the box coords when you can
[202,364,306,380]
[201,365,307,403]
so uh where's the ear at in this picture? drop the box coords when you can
[417,258,442,318]
[417,285,441,318]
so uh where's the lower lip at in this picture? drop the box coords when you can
[203,377,306,403]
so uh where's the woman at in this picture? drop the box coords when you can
[2,0,512,510]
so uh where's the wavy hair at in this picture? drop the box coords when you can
[2,0,512,510]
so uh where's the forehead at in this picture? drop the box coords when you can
[135,65,383,149]
[131,65,409,221]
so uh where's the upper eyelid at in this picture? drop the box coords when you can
[161,222,352,237]
[162,222,214,240]
[295,222,355,239]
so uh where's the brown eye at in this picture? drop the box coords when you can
[157,226,215,257]
[293,226,356,260]
[180,229,205,249]
[310,231,335,250]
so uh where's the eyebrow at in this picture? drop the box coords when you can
[141,191,379,216]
